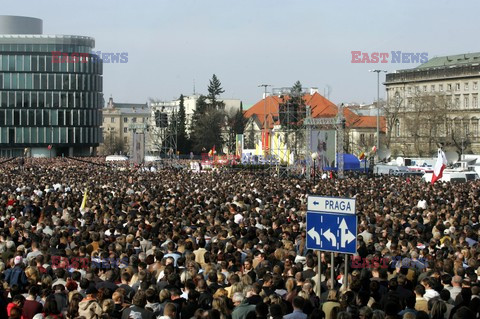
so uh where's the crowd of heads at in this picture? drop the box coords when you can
[0,157,480,319]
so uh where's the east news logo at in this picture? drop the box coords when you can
[351,51,428,63]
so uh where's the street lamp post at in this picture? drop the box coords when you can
[369,70,387,151]
[311,152,318,185]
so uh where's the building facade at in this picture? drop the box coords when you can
[0,15,103,157]
[385,52,480,157]
[100,97,150,156]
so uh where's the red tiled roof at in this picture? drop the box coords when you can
[245,92,386,132]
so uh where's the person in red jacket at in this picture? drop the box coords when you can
[7,295,25,317]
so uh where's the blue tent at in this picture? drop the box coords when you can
[324,154,363,171]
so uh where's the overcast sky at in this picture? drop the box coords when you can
[4,0,480,107]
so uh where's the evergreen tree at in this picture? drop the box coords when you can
[177,94,190,153]
[207,74,225,109]
[191,108,224,154]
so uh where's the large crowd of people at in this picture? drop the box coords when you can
[0,157,480,319]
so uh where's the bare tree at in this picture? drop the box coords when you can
[400,92,450,157]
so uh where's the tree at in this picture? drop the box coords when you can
[225,102,247,154]
[381,96,400,150]
[102,132,125,155]
[190,94,224,154]
[245,119,256,149]
[190,108,224,153]
[177,94,190,153]
[207,74,225,110]
[394,92,451,156]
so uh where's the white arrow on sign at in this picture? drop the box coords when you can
[323,228,337,246]
[339,218,355,248]
[307,227,321,245]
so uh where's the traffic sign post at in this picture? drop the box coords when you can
[307,195,357,292]
[306,212,357,253]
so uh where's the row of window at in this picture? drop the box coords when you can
[404,94,479,109]
[0,127,101,144]
[0,91,103,109]
[0,109,101,127]
[394,119,480,137]
[0,54,102,74]
[0,73,102,91]
[395,81,479,94]
[105,116,147,124]
[0,43,92,54]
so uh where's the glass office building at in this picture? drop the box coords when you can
[0,15,103,157]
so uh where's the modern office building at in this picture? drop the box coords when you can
[0,15,103,157]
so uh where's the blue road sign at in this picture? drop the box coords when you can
[306,211,357,254]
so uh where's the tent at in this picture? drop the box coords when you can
[324,154,363,171]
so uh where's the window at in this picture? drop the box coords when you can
[360,134,365,144]
[124,127,127,133]
[447,84,452,91]
[474,95,478,108]
[474,82,478,90]
[456,83,460,91]
[132,117,137,123]
[465,83,469,91]
[111,117,115,123]
[369,134,374,145]
[408,87,412,93]
[395,120,400,137]
[439,84,444,92]
[464,96,469,109]
[423,86,427,92]
[124,137,128,144]
[431,85,435,92]
[123,117,128,123]
[415,86,420,93]
[455,96,460,108]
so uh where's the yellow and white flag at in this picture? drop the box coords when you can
[80,188,88,211]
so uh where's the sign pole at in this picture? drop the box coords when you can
[317,250,322,298]
[344,254,348,288]
[331,253,335,285]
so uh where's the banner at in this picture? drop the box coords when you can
[132,133,145,164]
[261,131,270,151]
[235,134,244,157]
[310,130,336,169]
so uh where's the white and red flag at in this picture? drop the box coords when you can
[431,148,447,185]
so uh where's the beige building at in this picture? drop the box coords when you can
[100,97,150,155]
[385,52,480,157]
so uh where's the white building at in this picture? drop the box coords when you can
[150,94,242,133]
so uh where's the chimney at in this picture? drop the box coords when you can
[263,93,271,99]
[310,87,319,95]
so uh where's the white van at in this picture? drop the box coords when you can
[423,171,479,183]
[144,155,162,162]
[374,164,409,175]
[105,155,129,162]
